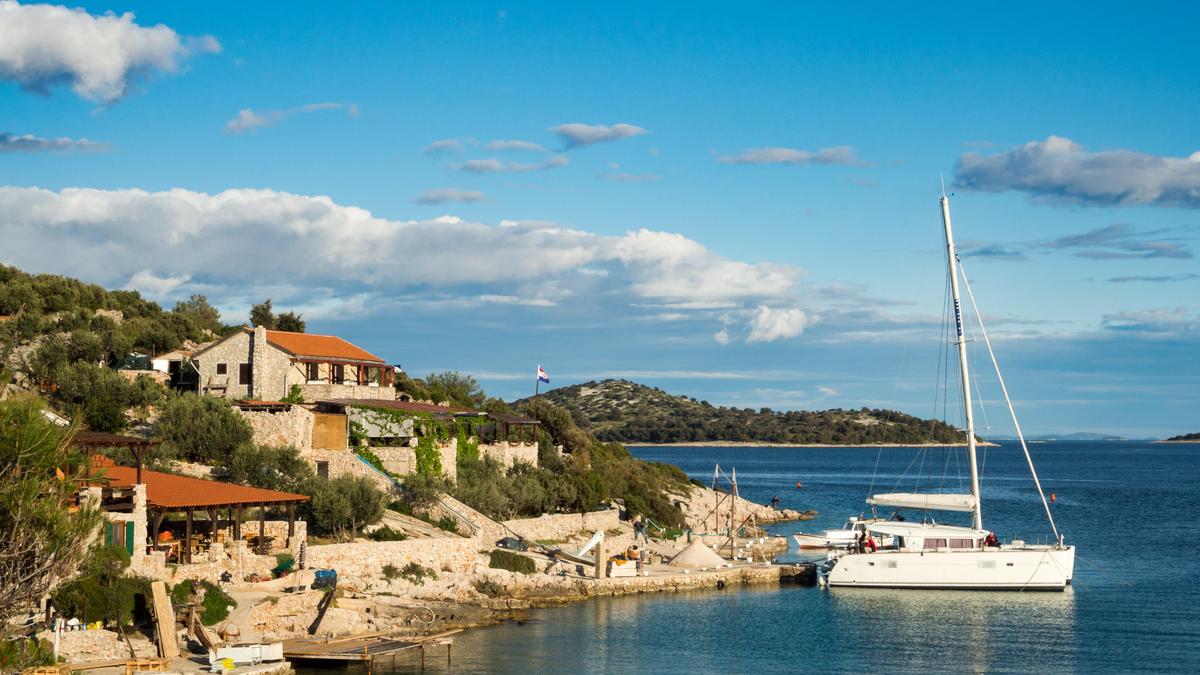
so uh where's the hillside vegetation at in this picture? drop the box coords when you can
[1164,432,1200,442]
[518,379,966,445]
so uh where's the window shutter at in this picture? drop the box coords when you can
[126,521,136,555]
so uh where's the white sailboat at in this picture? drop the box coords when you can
[822,191,1076,591]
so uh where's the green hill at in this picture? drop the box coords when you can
[1164,432,1200,442]
[516,379,967,445]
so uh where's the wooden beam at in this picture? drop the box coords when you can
[287,504,296,538]
[234,505,243,542]
[185,508,193,565]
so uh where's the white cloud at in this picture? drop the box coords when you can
[746,306,810,343]
[124,269,189,297]
[0,186,804,314]
[224,102,356,134]
[0,131,108,152]
[713,327,731,345]
[455,155,568,173]
[485,139,547,152]
[1102,307,1197,334]
[718,146,861,166]
[412,188,486,205]
[601,171,660,183]
[0,0,219,103]
[550,123,647,149]
[422,138,468,155]
[954,135,1200,207]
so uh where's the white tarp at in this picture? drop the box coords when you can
[667,540,729,569]
[866,492,977,513]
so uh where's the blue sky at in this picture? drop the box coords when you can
[2,1,1197,436]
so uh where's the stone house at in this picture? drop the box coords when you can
[192,325,395,401]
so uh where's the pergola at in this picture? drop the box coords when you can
[98,465,309,564]
[75,430,159,484]
[484,412,541,444]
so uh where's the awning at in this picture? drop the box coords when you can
[866,492,977,513]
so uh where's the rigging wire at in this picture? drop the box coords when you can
[957,257,1063,543]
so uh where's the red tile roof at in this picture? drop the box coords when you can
[264,330,385,364]
[97,465,309,509]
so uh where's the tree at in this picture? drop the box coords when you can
[425,371,486,408]
[304,476,385,539]
[54,363,163,432]
[226,444,314,493]
[173,294,223,335]
[155,394,253,464]
[0,397,102,648]
[274,311,305,333]
[249,300,275,329]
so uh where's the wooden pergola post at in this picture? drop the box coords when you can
[185,508,194,564]
[234,505,243,542]
[287,504,296,538]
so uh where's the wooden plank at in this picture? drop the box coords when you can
[65,659,128,671]
[148,581,180,659]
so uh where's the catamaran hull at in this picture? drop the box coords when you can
[825,546,1075,591]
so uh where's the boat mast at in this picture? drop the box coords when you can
[939,191,984,530]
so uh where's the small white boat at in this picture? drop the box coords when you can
[793,517,893,550]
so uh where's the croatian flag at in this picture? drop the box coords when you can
[537,365,550,384]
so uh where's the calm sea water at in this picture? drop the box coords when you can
[367,441,1200,673]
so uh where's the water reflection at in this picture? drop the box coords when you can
[825,588,1077,673]
[332,585,1077,674]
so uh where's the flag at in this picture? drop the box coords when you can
[537,365,550,384]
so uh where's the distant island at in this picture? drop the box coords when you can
[988,432,1137,442]
[1160,432,1200,443]
[516,379,968,445]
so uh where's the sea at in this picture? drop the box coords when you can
[358,441,1200,673]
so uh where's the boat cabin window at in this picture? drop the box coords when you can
[949,538,975,549]
[923,538,948,550]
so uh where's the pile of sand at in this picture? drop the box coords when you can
[667,540,729,569]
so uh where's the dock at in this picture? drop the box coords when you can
[282,631,459,671]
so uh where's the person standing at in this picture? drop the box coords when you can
[632,513,647,544]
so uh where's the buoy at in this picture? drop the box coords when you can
[1050,493,1056,502]
[795,481,803,489]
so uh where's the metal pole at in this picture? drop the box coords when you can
[940,193,983,531]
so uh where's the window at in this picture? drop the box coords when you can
[216,363,227,375]
[949,538,975,549]
[306,363,320,382]
[923,538,947,550]
[316,461,329,480]
[332,364,344,384]
[239,363,252,386]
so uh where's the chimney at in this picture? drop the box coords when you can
[251,325,267,398]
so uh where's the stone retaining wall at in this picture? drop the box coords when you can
[478,441,538,468]
[239,405,314,450]
[305,538,480,589]
[501,509,622,543]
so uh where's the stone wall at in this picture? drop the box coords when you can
[298,382,396,402]
[195,330,253,398]
[501,509,622,543]
[305,449,396,492]
[37,629,158,662]
[130,540,279,584]
[304,538,480,589]
[478,441,538,468]
[239,404,315,450]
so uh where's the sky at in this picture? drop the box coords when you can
[1,1,1197,437]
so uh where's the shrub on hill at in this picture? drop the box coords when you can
[226,444,314,493]
[155,394,253,464]
[304,476,386,540]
